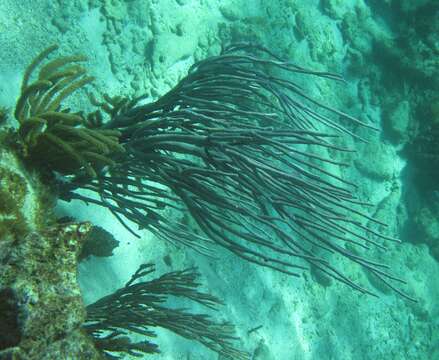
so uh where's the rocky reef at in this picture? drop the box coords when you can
[0,141,101,359]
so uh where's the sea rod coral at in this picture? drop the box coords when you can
[13,44,414,301]
[84,263,249,359]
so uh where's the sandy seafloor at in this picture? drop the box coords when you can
[0,0,438,359]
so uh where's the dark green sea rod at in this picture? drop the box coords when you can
[14,44,414,302]
[63,44,414,301]
[84,263,249,359]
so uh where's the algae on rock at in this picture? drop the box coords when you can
[0,141,100,359]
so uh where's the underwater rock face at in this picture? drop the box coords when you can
[413,204,439,261]
[0,145,100,360]
[354,140,396,181]
[384,100,411,144]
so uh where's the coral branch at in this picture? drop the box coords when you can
[84,264,248,359]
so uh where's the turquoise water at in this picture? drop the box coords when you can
[0,0,438,359]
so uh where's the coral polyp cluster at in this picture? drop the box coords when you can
[15,45,124,178]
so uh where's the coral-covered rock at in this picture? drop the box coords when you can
[0,142,101,360]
